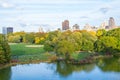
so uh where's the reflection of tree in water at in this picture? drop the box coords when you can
[56,61,95,77]
[81,64,95,73]
[97,57,120,72]
[56,62,73,77]
[0,67,11,80]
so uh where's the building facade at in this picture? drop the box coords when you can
[72,24,79,31]
[109,17,116,29]
[2,27,7,34]
[62,20,69,30]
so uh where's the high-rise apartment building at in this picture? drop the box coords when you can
[62,20,69,30]
[109,17,116,29]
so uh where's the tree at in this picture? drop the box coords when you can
[94,36,118,54]
[0,34,10,64]
[44,40,54,51]
[68,31,82,51]
[44,31,61,52]
[7,31,25,43]
[0,45,6,64]
[23,33,35,43]
[55,40,75,60]
[81,30,96,51]
[106,28,120,40]
[96,29,106,39]
[8,35,21,43]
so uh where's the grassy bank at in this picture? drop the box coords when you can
[0,43,114,69]
[10,43,56,63]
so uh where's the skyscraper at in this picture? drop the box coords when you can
[109,17,116,29]
[62,20,69,30]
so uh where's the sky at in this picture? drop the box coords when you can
[0,0,120,33]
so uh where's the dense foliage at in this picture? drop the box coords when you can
[0,34,10,64]
[7,31,47,44]
[44,30,96,59]
[94,28,120,54]
[6,28,120,60]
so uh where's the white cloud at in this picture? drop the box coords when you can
[0,0,120,33]
[11,0,101,4]
[0,2,14,8]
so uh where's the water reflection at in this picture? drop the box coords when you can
[0,67,11,80]
[0,57,120,80]
[56,61,95,77]
[97,57,120,72]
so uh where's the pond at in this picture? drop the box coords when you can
[0,57,120,80]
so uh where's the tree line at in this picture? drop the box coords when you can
[44,28,120,59]
[3,28,120,61]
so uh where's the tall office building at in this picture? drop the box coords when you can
[2,27,13,34]
[109,17,116,29]
[62,20,69,30]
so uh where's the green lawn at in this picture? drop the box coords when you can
[10,43,45,56]
[10,43,55,62]
[9,43,93,62]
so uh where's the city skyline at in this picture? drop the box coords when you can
[0,0,120,33]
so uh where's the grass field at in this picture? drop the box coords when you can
[10,43,45,55]
[9,43,93,63]
[10,43,55,62]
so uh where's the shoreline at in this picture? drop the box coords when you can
[0,55,114,69]
[0,60,52,70]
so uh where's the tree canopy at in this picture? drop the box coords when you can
[0,34,10,64]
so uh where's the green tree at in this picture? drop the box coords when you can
[106,28,120,40]
[68,31,82,51]
[81,30,96,51]
[8,35,21,43]
[96,29,106,39]
[44,31,61,51]
[7,31,25,43]
[0,34,10,64]
[23,33,35,43]
[55,40,75,60]
[94,36,118,54]
[0,45,6,64]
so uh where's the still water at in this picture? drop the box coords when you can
[0,58,120,80]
